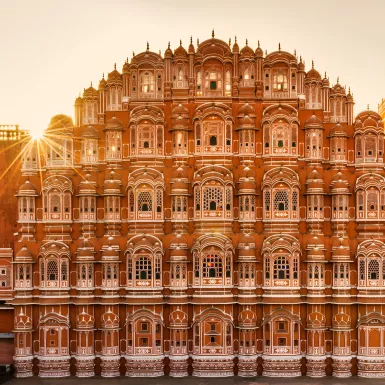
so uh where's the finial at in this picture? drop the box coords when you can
[229,37,231,47]
[114,63,116,70]
[265,49,267,56]
[146,41,149,51]
[337,76,339,84]
[132,51,135,57]
[180,39,182,46]
[258,40,260,48]
[235,36,237,43]
[159,50,161,55]
[90,81,92,87]
[294,49,296,56]
[278,42,281,51]
[312,60,314,69]
[168,41,170,48]
[246,38,248,46]
[367,104,370,110]
[348,87,351,94]
[324,71,327,78]
[190,36,192,44]
[197,38,199,46]
[212,29,215,38]
[126,57,128,63]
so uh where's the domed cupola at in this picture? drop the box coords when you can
[164,41,173,59]
[305,169,324,193]
[238,165,257,192]
[106,63,122,85]
[255,40,263,57]
[237,233,256,259]
[174,40,188,58]
[171,103,190,130]
[305,235,326,261]
[169,234,188,261]
[330,171,349,193]
[240,39,254,58]
[46,114,74,137]
[103,170,122,195]
[98,74,107,90]
[232,36,239,54]
[17,179,38,197]
[15,246,34,264]
[330,123,347,137]
[237,102,257,129]
[331,236,350,260]
[188,36,195,54]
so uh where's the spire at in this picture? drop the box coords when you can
[235,36,237,43]
[168,41,170,48]
[294,49,296,56]
[367,104,370,110]
[278,42,281,51]
[246,38,248,46]
[197,38,199,47]
[146,41,149,51]
[312,60,314,69]
[212,29,215,38]
[90,81,92,87]
[190,36,192,44]
[132,51,135,57]
[324,71,327,78]
[258,40,260,48]
[300,55,302,63]
[337,76,339,84]
[229,37,231,47]
[180,39,182,46]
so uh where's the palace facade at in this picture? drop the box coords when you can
[5,32,385,378]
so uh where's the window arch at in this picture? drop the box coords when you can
[40,254,69,289]
[262,235,301,289]
[356,174,385,220]
[192,235,233,287]
[262,168,300,221]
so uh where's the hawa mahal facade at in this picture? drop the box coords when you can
[4,32,385,378]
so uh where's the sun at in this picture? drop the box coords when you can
[29,126,45,140]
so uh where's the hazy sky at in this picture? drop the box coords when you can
[1,0,384,134]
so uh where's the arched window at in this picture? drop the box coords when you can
[273,70,288,91]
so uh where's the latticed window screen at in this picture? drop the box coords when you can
[50,194,60,213]
[265,257,270,278]
[359,259,365,280]
[156,189,162,212]
[368,259,380,280]
[136,257,152,280]
[202,254,223,278]
[225,187,231,210]
[203,187,223,211]
[127,258,133,280]
[264,190,271,211]
[138,191,152,211]
[273,256,290,279]
[155,255,161,279]
[47,260,58,281]
[365,136,376,157]
[356,137,362,156]
[292,190,298,211]
[61,261,67,281]
[195,188,201,210]
[293,257,298,279]
[41,262,45,281]
[273,190,289,211]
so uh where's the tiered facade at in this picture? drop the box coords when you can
[6,33,385,378]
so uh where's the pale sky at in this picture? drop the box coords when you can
[1,0,384,134]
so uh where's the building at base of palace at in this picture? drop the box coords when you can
[3,32,385,378]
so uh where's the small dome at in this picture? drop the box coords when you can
[122,61,129,73]
[78,174,97,194]
[17,180,38,196]
[101,309,119,329]
[174,41,187,57]
[240,41,254,57]
[14,311,32,330]
[330,171,349,191]
[298,57,305,71]
[76,310,95,329]
[75,96,83,106]
[47,114,74,135]
[101,246,119,261]
[255,41,263,57]
[170,309,188,328]
[331,82,346,95]
[15,246,34,262]
[164,42,173,58]
[355,111,382,132]
[98,76,107,90]
[105,117,123,130]
[304,114,323,129]
[81,125,98,138]
[232,39,239,54]
[188,38,195,54]
[305,67,322,81]
[83,85,98,98]
[106,65,122,84]
[238,308,257,328]
[103,170,122,192]
[238,102,256,117]
[332,312,351,329]
[307,311,326,328]
[330,123,348,137]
